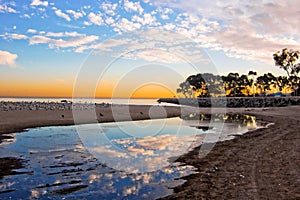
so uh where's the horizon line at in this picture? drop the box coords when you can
[0,96,168,99]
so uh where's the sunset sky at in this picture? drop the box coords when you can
[0,0,299,98]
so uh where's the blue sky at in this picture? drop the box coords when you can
[0,0,299,97]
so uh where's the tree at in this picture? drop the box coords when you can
[222,73,250,97]
[186,74,207,97]
[176,81,193,98]
[273,48,300,77]
[185,73,224,97]
[273,48,300,95]
[274,76,289,93]
[289,76,300,96]
[256,73,276,95]
[200,73,224,97]
[248,71,257,96]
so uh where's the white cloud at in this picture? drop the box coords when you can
[0,50,18,66]
[132,13,158,26]
[83,21,92,26]
[105,17,115,25]
[0,4,17,13]
[114,18,141,32]
[163,23,176,31]
[2,33,28,40]
[23,14,31,18]
[66,10,85,19]
[27,29,37,34]
[45,31,85,37]
[30,0,48,7]
[159,7,173,20]
[102,2,118,16]
[75,38,132,53]
[54,9,71,21]
[88,12,104,25]
[29,35,99,49]
[124,0,144,14]
[79,29,210,64]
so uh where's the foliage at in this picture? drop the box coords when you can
[273,48,300,95]
[273,48,300,77]
[177,71,293,97]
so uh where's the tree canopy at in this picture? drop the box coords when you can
[177,71,293,97]
[273,48,300,77]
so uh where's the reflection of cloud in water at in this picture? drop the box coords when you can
[123,185,138,197]
[135,134,175,150]
[90,145,128,158]
[88,134,201,173]
[82,115,260,173]
[31,189,40,199]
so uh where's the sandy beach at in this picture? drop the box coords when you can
[163,106,300,199]
[0,102,299,199]
[0,103,181,142]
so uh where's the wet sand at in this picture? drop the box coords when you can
[1,104,299,199]
[162,106,300,199]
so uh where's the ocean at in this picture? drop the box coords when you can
[0,97,164,105]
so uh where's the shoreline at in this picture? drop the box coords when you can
[0,103,299,199]
[162,106,300,199]
[0,103,182,143]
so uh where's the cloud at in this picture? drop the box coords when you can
[27,29,37,34]
[149,0,300,64]
[132,13,158,26]
[158,7,173,20]
[105,17,115,25]
[0,50,18,66]
[212,28,300,63]
[44,31,85,37]
[30,0,48,7]
[87,12,104,25]
[114,18,141,32]
[75,38,132,53]
[29,35,99,49]
[89,145,128,158]
[66,10,85,19]
[102,2,118,16]
[54,9,71,21]
[0,4,17,13]
[135,134,176,150]
[74,29,210,63]
[22,14,31,18]
[2,33,28,40]
[124,0,144,14]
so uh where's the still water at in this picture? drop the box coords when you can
[0,115,260,199]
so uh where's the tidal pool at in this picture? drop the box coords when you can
[0,114,260,199]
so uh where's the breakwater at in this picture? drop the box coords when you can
[158,97,300,107]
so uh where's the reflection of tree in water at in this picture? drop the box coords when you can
[181,113,256,128]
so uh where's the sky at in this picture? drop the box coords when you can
[0,0,299,98]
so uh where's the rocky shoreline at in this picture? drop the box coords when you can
[158,97,300,107]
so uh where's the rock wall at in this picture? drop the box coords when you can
[157,97,300,107]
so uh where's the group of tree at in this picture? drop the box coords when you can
[177,48,300,97]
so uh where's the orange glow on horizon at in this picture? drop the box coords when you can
[129,84,176,98]
[0,80,177,98]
